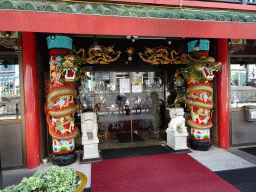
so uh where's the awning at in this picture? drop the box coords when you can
[1,0,256,39]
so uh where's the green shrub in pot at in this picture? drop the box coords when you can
[1,165,86,192]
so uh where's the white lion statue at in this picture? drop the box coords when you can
[167,108,187,133]
[81,112,98,141]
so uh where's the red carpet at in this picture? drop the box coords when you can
[91,153,240,192]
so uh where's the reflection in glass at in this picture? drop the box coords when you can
[0,55,20,119]
[230,59,256,108]
[79,71,165,145]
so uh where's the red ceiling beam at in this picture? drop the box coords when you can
[1,10,256,39]
[108,0,256,11]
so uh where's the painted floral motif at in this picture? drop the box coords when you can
[53,138,75,153]
[190,106,210,125]
[52,113,75,135]
[191,128,210,140]
[187,91,210,103]
[54,96,74,110]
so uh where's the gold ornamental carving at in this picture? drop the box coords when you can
[86,45,121,64]
[138,46,183,64]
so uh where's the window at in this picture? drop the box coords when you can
[0,55,20,119]
[230,57,256,108]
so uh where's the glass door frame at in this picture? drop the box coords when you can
[91,70,167,144]
[229,55,256,111]
[0,52,26,169]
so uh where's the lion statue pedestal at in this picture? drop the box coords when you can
[166,108,189,150]
[80,112,101,162]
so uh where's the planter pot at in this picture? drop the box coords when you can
[75,171,88,192]
[1,167,87,192]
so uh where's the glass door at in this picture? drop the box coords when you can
[129,72,165,142]
[230,57,256,108]
[79,71,166,149]
[0,53,25,169]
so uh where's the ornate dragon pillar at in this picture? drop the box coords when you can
[186,40,218,151]
[137,42,222,151]
[46,35,78,166]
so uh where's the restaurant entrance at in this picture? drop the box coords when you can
[79,70,167,150]
[0,53,26,169]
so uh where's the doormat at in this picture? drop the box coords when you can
[100,145,190,160]
[91,153,240,192]
[215,167,256,192]
[239,147,256,156]
[115,132,145,143]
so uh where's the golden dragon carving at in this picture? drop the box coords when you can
[86,45,121,64]
[138,46,183,64]
[174,54,222,130]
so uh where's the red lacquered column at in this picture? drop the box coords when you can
[217,39,230,149]
[22,32,41,168]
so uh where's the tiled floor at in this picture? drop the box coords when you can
[227,145,256,166]
[188,145,256,172]
[2,143,256,190]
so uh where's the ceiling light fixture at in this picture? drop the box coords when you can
[94,35,101,51]
[166,38,172,45]
[127,36,138,42]
[4,31,11,38]
[193,39,200,51]
[50,34,56,40]
[131,36,136,43]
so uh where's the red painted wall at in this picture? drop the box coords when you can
[22,32,41,168]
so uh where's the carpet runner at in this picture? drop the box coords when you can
[115,132,145,143]
[91,153,240,192]
[101,145,191,160]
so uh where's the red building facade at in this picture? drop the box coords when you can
[0,0,255,169]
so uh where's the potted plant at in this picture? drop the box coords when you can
[1,166,87,192]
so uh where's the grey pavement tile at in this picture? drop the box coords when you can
[188,145,256,172]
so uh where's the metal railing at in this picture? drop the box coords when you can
[231,88,256,103]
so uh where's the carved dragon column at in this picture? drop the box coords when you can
[185,40,221,151]
[46,35,78,166]
[137,43,221,151]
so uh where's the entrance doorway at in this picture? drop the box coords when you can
[79,71,167,149]
[0,53,26,169]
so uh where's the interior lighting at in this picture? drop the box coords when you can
[94,35,101,51]
[228,39,232,45]
[4,31,11,38]
[131,36,136,43]
[193,40,200,51]
[50,34,56,40]
[166,38,172,45]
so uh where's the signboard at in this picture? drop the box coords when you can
[120,78,130,93]
[251,111,256,119]
[102,73,109,81]
[135,73,143,85]
[120,78,143,93]
[132,85,142,93]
